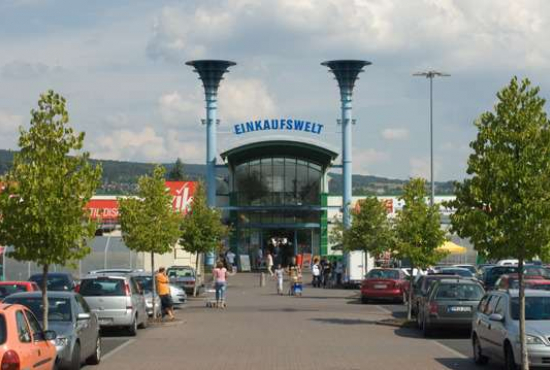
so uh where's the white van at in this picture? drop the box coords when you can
[496,259,519,266]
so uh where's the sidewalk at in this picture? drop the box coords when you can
[95,273,479,370]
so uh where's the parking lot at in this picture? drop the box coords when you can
[93,273,501,370]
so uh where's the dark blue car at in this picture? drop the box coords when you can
[29,272,77,292]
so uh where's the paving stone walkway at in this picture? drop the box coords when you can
[95,273,482,370]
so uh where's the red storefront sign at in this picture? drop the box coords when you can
[353,198,393,214]
[86,181,196,222]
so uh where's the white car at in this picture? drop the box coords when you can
[496,259,519,266]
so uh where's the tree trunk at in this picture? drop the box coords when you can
[519,257,529,370]
[407,264,413,321]
[151,252,156,320]
[193,253,200,297]
[41,264,49,331]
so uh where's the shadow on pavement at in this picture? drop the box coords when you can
[393,326,471,340]
[435,358,475,369]
[259,307,320,313]
[310,317,377,325]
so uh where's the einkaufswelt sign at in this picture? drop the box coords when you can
[233,118,324,136]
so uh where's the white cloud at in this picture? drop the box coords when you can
[354,148,390,174]
[158,78,277,127]
[409,156,442,179]
[382,128,409,140]
[93,127,167,162]
[0,111,23,134]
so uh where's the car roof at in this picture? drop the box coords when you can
[81,273,129,280]
[503,289,550,298]
[435,278,481,285]
[167,266,194,269]
[30,272,72,277]
[0,281,33,285]
[5,291,76,299]
[440,267,470,271]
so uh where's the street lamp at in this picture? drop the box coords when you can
[413,70,450,206]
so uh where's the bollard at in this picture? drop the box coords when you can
[260,272,266,287]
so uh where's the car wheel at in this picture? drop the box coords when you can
[422,317,432,338]
[68,342,80,370]
[504,343,518,370]
[472,334,488,365]
[128,317,138,336]
[361,296,369,304]
[85,336,101,365]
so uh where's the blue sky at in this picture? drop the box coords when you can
[0,0,549,181]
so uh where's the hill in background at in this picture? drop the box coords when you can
[0,149,455,196]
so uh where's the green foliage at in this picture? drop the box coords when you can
[118,166,182,255]
[180,182,228,256]
[0,90,102,329]
[167,158,185,181]
[343,197,395,256]
[394,178,447,269]
[450,77,550,262]
[0,90,102,266]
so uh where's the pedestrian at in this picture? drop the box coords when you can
[212,261,228,308]
[256,247,263,271]
[266,251,274,276]
[156,267,174,320]
[311,258,321,288]
[335,260,344,287]
[226,249,237,272]
[274,264,284,295]
[322,260,332,288]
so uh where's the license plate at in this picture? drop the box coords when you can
[99,318,113,325]
[447,306,471,313]
[374,284,387,289]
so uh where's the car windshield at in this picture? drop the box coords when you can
[167,269,194,278]
[0,315,5,344]
[366,270,400,280]
[525,267,550,278]
[441,269,473,277]
[133,276,153,293]
[435,283,484,301]
[0,284,28,299]
[511,297,550,320]
[4,297,72,322]
[30,276,71,291]
[79,278,126,296]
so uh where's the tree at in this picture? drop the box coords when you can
[450,77,550,370]
[167,158,185,181]
[0,90,102,329]
[394,178,447,321]
[343,197,395,257]
[180,183,228,296]
[118,165,183,318]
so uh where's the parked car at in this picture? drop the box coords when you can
[167,266,198,294]
[483,265,548,290]
[29,272,77,292]
[472,289,550,368]
[438,267,475,278]
[0,303,57,370]
[360,268,409,304]
[88,269,144,275]
[411,274,458,318]
[0,281,40,301]
[453,264,478,275]
[77,274,148,335]
[495,274,550,291]
[418,277,485,337]
[129,273,162,317]
[496,259,519,266]
[170,284,187,306]
[4,291,101,370]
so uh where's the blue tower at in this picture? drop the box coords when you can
[322,60,371,228]
[186,60,236,209]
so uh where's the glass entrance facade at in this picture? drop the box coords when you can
[222,140,337,266]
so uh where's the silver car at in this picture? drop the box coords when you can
[170,284,187,306]
[78,274,148,335]
[129,273,162,317]
[472,289,550,368]
[4,291,101,370]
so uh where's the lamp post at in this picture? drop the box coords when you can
[413,70,450,206]
[187,60,236,267]
[322,60,371,229]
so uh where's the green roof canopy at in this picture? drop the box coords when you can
[221,140,338,167]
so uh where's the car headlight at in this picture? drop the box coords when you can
[526,335,545,345]
[55,337,69,347]
[146,298,152,305]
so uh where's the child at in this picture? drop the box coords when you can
[274,264,284,295]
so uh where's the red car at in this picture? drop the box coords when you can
[360,268,410,304]
[0,282,40,301]
[495,274,550,291]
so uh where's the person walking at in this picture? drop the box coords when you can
[213,261,228,308]
[266,252,274,276]
[156,267,174,320]
[274,264,284,295]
